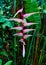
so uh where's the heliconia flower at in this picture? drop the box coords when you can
[23,29,35,33]
[9,18,23,23]
[13,32,23,36]
[23,12,40,18]
[11,26,23,30]
[9,8,39,58]
[14,8,23,17]
[24,22,37,27]
[22,45,25,58]
[24,35,32,39]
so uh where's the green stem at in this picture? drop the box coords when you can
[13,36,16,65]
[25,30,37,65]
[38,38,46,65]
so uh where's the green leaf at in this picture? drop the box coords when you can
[24,0,41,30]
[0,59,2,65]
[2,21,13,29]
[0,15,6,24]
[4,60,12,65]
[1,50,8,57]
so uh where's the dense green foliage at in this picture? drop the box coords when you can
[0,0,46,65]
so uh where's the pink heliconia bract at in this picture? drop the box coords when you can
[23,29,35,33]
[14,8,23,17]
[22,45,25,58]
[19,39,25,45]
[11,26,23,30]
[23,12,40,18]
[24,35,32,39]
[9,18,23,23]
[13,32,23,36]
[24,22,37,27]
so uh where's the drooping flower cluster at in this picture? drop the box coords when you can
[9,8,39,58]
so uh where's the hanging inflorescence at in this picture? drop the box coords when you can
[9,8,40,58]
